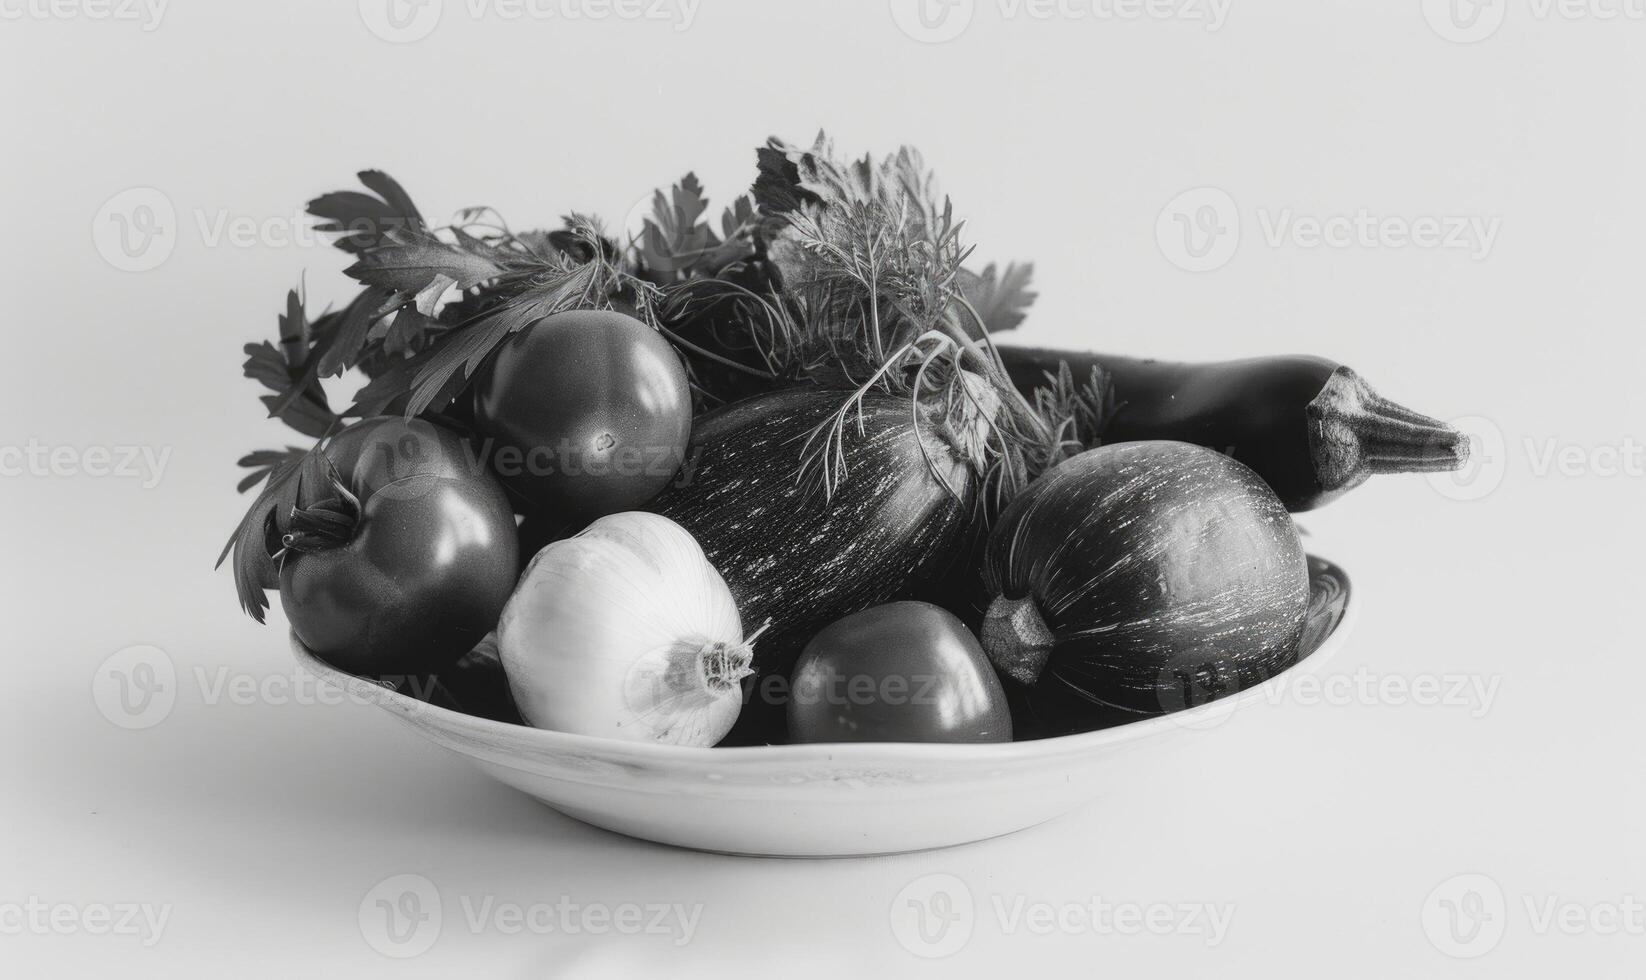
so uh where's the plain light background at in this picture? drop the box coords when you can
[3,0,1642,975]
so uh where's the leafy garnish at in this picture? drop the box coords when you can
[958,262,1036,337]
[1028,360,1113,471]
[638,173,758,279]
[215,446,313,623]
[223,144,1070,622]
[307,170,425,254]
[750,134,1064,507]
[242,290,343,439]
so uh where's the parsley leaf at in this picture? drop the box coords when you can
[959,262,1037,337]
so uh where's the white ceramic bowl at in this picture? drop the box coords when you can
[291,556,1353,857]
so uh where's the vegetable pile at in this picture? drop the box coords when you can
[220,132,1469,746]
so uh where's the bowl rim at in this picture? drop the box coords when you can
[289,553,1356,768]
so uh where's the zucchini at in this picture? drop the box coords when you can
[649,386,977,744]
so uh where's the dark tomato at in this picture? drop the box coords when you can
[470,309,692,517]
[280,418,519,677]
[787,601,1013,744]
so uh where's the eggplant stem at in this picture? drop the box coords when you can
[1307,367,1470,494]
[981,595,1056,687]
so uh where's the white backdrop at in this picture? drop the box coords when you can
[3,1,1643,976]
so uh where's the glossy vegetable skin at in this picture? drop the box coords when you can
[471,309,693,517]
[280,418,519,677]
[997,345,1469,511]
[982,441,1309,724]
[649,387,976,744]
[788,602,1011,744]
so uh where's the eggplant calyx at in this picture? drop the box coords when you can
[981,595,1056,686]
[1307,366,1471,494]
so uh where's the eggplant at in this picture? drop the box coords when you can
[981,441,1309,729]
[997,345,1469,511]
[649,387,977,744]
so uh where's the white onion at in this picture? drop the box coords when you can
[498,512,755,746]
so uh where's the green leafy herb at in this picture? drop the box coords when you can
[958,262,1036,338]
[638,173,758,279]
[215,445,313,622]
[1028,361,1113,471]
[242,289,343,439]
[307,170,425,254]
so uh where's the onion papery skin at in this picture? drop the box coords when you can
[498,512,751,746]
[982,441,1309,724]
[650,387,976,744]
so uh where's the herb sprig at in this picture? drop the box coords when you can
[222,139,1101,618]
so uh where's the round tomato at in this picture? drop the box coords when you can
[279,417,519,677]
[787,602,1013,744]
[470,309,692,517]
